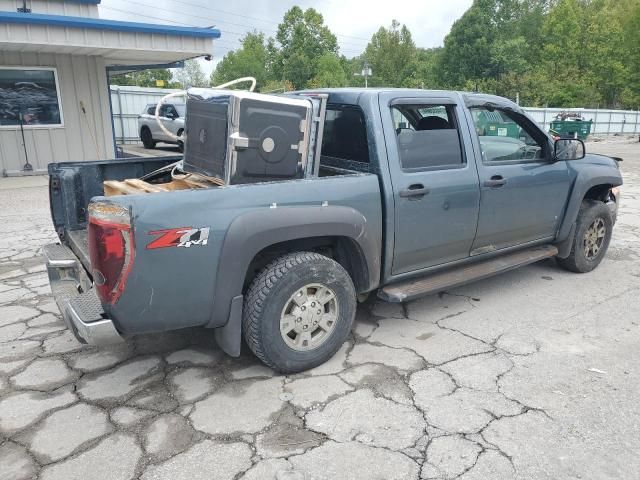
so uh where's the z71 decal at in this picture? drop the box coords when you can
[146,227,210,249]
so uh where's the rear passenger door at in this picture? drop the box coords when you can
[380,93,481,275]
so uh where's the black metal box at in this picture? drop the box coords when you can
[183,89,313,184]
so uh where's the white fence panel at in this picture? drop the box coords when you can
[110,85,182,144]
[522,107,640,135]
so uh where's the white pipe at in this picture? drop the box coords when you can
[214,77,257,92]
[154,91,187,141]
[153,77,257,142]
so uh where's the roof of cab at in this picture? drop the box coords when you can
[295,88,521,112]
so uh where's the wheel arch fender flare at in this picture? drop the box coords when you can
[556,168,621,243]
[207,205,380,331]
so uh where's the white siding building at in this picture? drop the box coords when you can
[0,0,219,175]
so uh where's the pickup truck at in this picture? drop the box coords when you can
[45,88,622,373]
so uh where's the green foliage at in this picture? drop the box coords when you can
[432,0,640,108]
[307,53,350,88]
[270,6,340,89]
[173,59,208,88]
[110,69,179,88]
[439,0,497,86]
[364,20,417,87]
[211,32,270,88]
[210,0,640,108]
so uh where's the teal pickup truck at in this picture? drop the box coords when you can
[45,88,622,373]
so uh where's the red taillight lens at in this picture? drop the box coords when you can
[88,202,134,304]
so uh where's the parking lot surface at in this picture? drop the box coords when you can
[1,137,639,480]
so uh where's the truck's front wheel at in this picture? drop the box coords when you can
[557,200,613,273]
[243,252,356,373]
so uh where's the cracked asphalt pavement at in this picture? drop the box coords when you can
[1,137,639,480]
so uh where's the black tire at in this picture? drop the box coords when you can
[557,200,613,273]
[140,127,156,149]
[243,251,356,373]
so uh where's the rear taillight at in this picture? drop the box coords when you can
[88,202,134,304]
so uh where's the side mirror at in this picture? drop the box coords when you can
[554,138,585,160]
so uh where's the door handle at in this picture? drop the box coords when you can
[483,175,507,188]
[399,184,429,198]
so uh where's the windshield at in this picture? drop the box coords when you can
[175,104,186,116]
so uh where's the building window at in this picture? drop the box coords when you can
[0,67,64,127]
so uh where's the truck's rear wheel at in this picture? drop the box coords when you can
[243,252,356,373]
[557,200,613,273]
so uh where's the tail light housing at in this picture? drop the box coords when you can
[88,202,134,304]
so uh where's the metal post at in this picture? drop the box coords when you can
[362,61,371,88]
[116,86,125,145]
[18,109,33,171]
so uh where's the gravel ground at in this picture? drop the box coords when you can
[0,136,639,480]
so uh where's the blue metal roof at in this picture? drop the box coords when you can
[0,11,221,38]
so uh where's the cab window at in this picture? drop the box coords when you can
[321,105,369,164]
[470,107,547,162]
[392,104,464,171]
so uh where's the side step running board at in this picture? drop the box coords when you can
[379,245,558,303]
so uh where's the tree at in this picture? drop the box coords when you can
[438,0,497,88]
[619,0,640,107]
[110,69,178,88]
[307,53,349,88]
[401,48,442,89]
[211,32,270,88]
[269,6,339,89]
[364,20,417,87]
[534,0,600,106]
[173,59,208,88]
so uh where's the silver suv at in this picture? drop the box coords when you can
[138,103,185,152]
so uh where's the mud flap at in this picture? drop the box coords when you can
[213,295,243,357]
[555,222,576,259]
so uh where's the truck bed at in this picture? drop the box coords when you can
[49,155,372,274]
[48,155,181,238]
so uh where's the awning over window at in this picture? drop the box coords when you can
[0,11,221,65]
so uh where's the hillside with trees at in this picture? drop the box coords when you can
[114,1,639,109]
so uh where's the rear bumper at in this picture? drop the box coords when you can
[44,243,124,346]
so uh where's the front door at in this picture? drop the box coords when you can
[380,93,481,275]
[466,106,570,253]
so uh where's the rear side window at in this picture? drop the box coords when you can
[392,104,464,171]
[321,106,369,164]
[146,105,155,115]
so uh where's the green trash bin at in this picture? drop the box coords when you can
[473,110,520,138]
[549,116,593,141]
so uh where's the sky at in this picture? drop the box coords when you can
[99,0,473,76]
